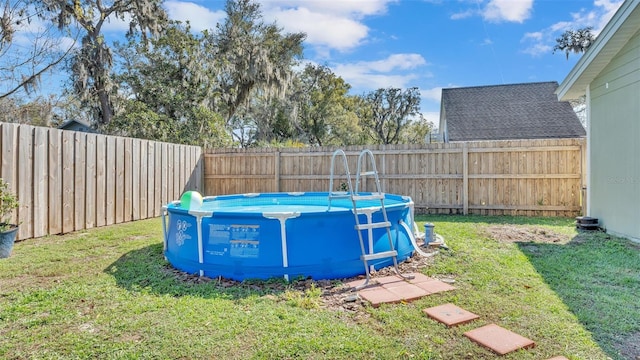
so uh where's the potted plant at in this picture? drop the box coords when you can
[0,178,19,258]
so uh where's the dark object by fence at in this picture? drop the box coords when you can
[575,216,600,231]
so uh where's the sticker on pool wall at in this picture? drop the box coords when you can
[230,225,260,258]
[175,219,192,246]
[207,224,260,258]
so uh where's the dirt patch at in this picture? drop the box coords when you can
[484,225,571,244]
[164,244,444,314]
[615,331,640,360]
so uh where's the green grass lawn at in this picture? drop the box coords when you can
[1,215,638,359]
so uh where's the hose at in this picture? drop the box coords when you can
[399,220,440,258]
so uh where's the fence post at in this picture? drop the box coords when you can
[463,143,469,215]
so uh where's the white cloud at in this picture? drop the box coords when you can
[11,15,78,52]
[421,111,441,126]
[347,73,421,90]
[273,7,368,51]
[160,1,396,52]
[367,54,427,72]
[102,13,131,33]
[481,38,493,46]
[262,0,393,18]
[520,32,551,56]
[551,0,623,33]
[520,0,623,57]
[332,53,428,90]
[593,0,623,31]
[521,43,552,57]
[260,0,396,52]
[165,1,226,32]
[451,9,475,20]
[421,86,443,102]
[522,31,543,41]
[483,0,533,23]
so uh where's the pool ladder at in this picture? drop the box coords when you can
[329,149,413,290]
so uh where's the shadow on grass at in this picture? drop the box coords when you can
[105,243,290,300]
[516,231,640,360]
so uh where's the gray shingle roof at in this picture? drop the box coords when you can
[441,81,586,141]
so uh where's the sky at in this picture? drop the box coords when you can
[11,0,625,127]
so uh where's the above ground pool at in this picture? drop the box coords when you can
[162,191,419,281]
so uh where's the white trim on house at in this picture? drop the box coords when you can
[556,0,640,100]
[585,85,592,216]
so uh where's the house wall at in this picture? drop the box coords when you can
[589,28,640,241]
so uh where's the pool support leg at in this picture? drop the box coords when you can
[264,212,300,281]
[196,215,204,277]
[186,209,215,277]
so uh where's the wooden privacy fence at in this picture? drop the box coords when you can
[204,138,586,217]
[0,122,203,241]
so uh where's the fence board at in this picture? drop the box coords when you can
[62,130,75,233]
[115,137,125,224]
[95,135,106,227]
[156,143,164,216]
[147,142,160,216]
[105,136,116,226]
[132,139,140,221]
[161,144,169,210]
[33,127,48,238]
[85,134,97,229]
[48,129,62,234]
[140,140,149,218]
[74,133,86,231]
[124,138,132,222]
[17,126,33,238]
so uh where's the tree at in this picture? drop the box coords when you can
[360,87,422,145]
[30,0,168,127]
[0,96,58,126]
[399,115,433,144]
[244,94,295,145]
[291,64,362,146]
[0,0,76,99]
[553,27,595,59]
[210,0,305,144]
[112,22,230,147]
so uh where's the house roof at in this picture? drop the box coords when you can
[441,81,586,142]
[58,119,93,131]
[557,0,640,100]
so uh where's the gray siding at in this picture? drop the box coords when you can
[589,28,640,240]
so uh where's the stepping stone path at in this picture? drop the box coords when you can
[464,323,536,355]
[347,273,455,306]
[423,303,479,327]
[351,273,567,358]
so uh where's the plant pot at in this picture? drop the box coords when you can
[0,225,18,258]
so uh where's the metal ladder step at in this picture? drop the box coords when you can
[351,193,385,201]
[355,221,391,231]
[361,250,397,261]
